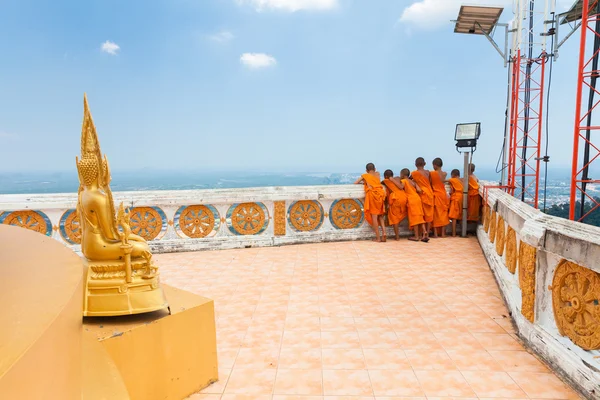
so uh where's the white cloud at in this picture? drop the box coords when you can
[209,30,235,43]
[400,0,511,30]
[237,0,338,12]
[240,53,277,68]
[0,131,16,140]
[101,40,120,55]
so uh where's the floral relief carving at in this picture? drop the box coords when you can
[483,205,490,232]
[505,226,517,274]
[489,211,497,243]
[495,216,506,256]
[519,242,537,323]
[274,201,286,236]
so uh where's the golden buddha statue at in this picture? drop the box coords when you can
[77,94,168,316]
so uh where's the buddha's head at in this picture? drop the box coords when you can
[77,155,100,188]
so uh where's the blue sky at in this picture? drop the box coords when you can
[0,0,580,174]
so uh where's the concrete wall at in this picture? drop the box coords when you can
[0,185,423,253]
[479,187,600,400]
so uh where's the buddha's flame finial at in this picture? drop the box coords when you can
[77,94,104,187]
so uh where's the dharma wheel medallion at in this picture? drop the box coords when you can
[551,260,600,350]
[331,199,363,229]
[129,207,163,241]
[289,200,323,232]
[2,210,49,235]
[179,205,216,238]
[229,202,267,235]
[61,209,82,244]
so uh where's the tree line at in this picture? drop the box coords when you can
[544,197,600,227]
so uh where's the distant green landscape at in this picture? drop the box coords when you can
[544,197,600,227]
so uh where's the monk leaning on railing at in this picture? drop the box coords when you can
[431,157,450,238]
[354,163,387,242]
[468,163,482,222]
[382,169,408,241]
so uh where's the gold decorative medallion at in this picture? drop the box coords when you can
[63,209,82,244]
[274,201,286,236]
[505,226,517,274]
[519,242,537,323]
[331,199,363,229]
[495,216,506,256]
[129,207,163,241]
[2,210,48,235]
[489,211,497,243]
[551,260,600,350]
[230,202,266,235]
[179,205,215,238]
[289,200,323,232]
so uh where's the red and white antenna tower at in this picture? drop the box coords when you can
[507,0,554,208]
[567,0,600,221]
[454,1,556,209]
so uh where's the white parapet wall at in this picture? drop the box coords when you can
[479,187,600,399]
[0,185,430,253]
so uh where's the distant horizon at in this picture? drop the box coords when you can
[0,164,575,175]
[0,167,582,197]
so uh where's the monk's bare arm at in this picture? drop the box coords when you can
[354,177,364,184]
[391,177,404,189]
[414,181,423,194]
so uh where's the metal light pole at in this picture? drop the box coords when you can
[455,123,481,237]
[462,151,470,237]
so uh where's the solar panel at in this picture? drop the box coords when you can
[561,0,585,24]
[454,5,504,35]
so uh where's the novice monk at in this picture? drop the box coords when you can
[468,163,481,222]
[354,163,386,242]
[382,169,408,240]
[411,157,434,235]
[448,169,464,237]
[430,158,450,237]
[399,168,428,242]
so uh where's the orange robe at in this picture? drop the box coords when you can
[402,178,425,228]
[430,171,450,228]
[383,178,408,225]
[411,170,434,223]
[361,173,385,225]
[467,175,481,222]
[448,177,463,220]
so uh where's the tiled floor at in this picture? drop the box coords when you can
[155,237,580,400]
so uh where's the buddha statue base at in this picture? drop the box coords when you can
[83,259,169,317]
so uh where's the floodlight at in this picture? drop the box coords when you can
[455,122,481,149]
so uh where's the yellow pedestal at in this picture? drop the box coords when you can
[83,284,218,400]
[0,225,84,400]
